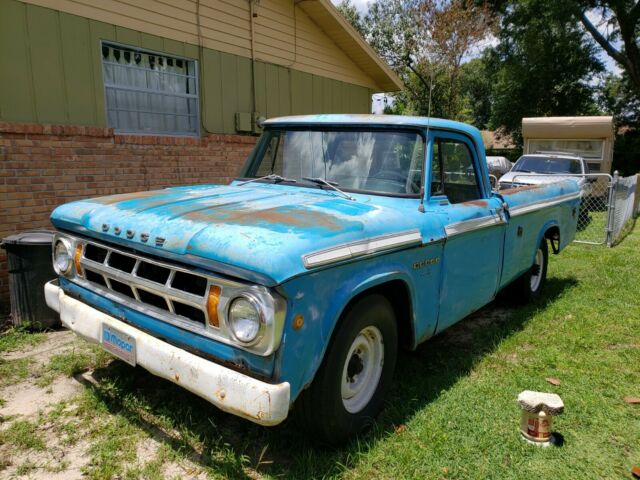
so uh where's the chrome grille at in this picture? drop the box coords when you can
[60,233,287,356]
[79,241,213,328]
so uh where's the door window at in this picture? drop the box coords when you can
[431,138,482,203]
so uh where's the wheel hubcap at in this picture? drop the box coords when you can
[341,326,384,414]
[530,248,543,291]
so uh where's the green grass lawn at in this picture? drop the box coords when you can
[1,227,639,479]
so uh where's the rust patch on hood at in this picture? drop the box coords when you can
[500,184,542,195]
[184,205,347,231]
[91,189,170,204]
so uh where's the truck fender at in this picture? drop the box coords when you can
[534,219,560,261]
[320,270,416,365]
[283,268,418,402]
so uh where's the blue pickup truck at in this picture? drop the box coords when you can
[45,115,581,444]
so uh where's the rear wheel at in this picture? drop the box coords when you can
[295,294,398,445]
[511,239,548,303]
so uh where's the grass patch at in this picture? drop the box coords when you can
[48,350,93,376]
[0,357,31,387]
[0,420,45,451]
[84,417,142,480]
[0,326,46,354]
[15,460,38,476]
[36,345,113,387]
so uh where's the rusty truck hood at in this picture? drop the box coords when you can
[50,183,419,285]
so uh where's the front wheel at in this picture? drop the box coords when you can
[295,294,398,445]
[510,238,548,303]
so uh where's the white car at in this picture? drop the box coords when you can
[499,152,593,197]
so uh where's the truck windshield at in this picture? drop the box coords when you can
[513,156,583,174]
[242,129,425,195]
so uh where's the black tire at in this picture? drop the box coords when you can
[295,294,398,445]
[510,238,548,303]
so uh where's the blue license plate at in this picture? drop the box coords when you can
[102,324,136,366]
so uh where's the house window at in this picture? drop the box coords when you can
[102,42,199,136]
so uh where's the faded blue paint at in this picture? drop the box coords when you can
[50,115,581,407]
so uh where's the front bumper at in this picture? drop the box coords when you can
[45,281,290,426]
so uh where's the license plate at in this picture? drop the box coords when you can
[102,324,136,366]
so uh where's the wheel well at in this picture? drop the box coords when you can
[344,280,414,350]
[545,226,560,254]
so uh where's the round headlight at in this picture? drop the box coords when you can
[228,296,263,344]
[53,239,73,275]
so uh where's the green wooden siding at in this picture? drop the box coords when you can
[0,0,373,133]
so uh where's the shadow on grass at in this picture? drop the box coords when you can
[86,276,577,479]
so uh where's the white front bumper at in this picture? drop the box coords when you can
[45,281,290,426]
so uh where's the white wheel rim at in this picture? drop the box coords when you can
[530,248,543,291]
[341,326,384,414]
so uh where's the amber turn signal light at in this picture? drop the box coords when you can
[74,244,84,277]
[207,285,222,327]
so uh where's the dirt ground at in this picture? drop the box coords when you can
[0,330,210,480]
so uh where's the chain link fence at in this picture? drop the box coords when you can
[609,173,639,246]
[510,172,639,246]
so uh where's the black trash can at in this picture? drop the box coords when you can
[1,230,59,330]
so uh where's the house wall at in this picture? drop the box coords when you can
[13,0,381,89]
[0,0,374,133]
[0,0,372,133]
[0,121,258,308]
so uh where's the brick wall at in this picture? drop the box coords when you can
[0,121,258,310]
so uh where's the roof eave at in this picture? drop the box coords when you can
[299,0,404,92]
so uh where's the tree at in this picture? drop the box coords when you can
[599,73,640,124]
[361,0,495,122]
[335,0,367,37]
[486,0,603,140]
[458,57,494,127]
[577,1,640,96]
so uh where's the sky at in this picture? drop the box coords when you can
[331,0,369,14]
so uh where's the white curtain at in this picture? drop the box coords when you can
[103,44,198,135]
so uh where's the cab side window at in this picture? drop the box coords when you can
[431,138,482,203]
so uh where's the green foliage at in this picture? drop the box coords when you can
[335,0,367,37]
[573,0,640,97]
[48,350,93,377]
[613,127,640,175]
[0,358,31,387]
[0,420,45,451]
[486,0,603,141]
[599,73,640,125]
[0,326,46,354]
[357,0,495,124]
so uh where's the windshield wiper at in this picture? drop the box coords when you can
[302,177,355,201]
[237,174,296,186]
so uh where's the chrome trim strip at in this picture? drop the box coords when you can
[509,191,582,217]
[302,230,423,269]
[445,214,505,237]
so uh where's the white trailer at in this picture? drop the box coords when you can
[522,116,614,174]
